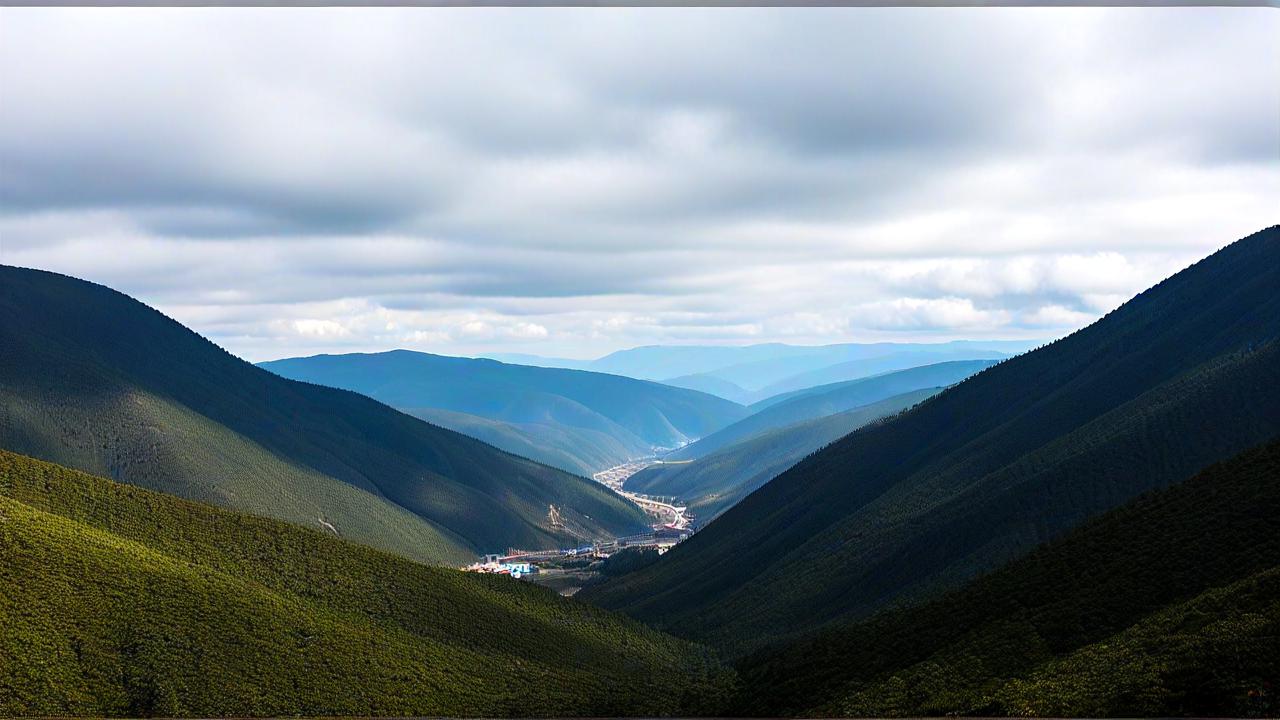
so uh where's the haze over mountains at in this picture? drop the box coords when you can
[260,350,748,476]
[489,340,1030,404]
[583,226,1280,654]
[0,266,648,565]
[667,359,998,461]
[627,388,943,522]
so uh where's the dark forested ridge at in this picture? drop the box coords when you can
[0,266,648,565]
[259,349,748,475]
[0,450,731,717]
[582,226,1280,652]
[734,437,1280,717]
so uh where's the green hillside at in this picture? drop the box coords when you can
[260,350,748,472]
[0,266,648,565]
[581,226,1280,653]
[627,388,940,521]
[669,360,995,461]
[0,451,732,717]
[734,437,1280,717]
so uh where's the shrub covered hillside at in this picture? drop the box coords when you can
[735,437,1280,717]
[0,266,649,566]
[0,450,732,717]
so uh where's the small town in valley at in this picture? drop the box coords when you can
[463,453,695,592]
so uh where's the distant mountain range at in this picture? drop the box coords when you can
[0,450,728,717]
[0,266,648,565]
[627,388,942,522]
[259,350,748,476]
[669,360,998,461]
[487,339,1035,400]
[582,226,1280,654]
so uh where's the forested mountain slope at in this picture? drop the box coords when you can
[0,266,647,565]
[0,451,731,717]
[734,437,1280,717]
[582,226,1280,652]
[669,360,995,461]
[261,350,748,472]
[627,388,940,522]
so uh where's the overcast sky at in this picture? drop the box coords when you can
[1,8,1276,362]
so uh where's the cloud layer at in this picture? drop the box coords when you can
[1,7,1276,361]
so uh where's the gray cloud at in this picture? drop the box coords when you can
[1,7,1277,361]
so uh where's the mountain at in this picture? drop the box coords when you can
[750,350,1011,401]
[626,388,941,522]
[407,407,648,477]
[668,360,998,461]
[661,373,753,404]
[0,450,731,717]
[491,340,1036,391]
[259,350,748,473]
[0,266,648,565]
[734,437,1280,717]
[699,343,1017,396]
[581,226,1280,653]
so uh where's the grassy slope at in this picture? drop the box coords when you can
[626,388,940,521]
[260,349,749,453]
[669,359,995,461]
[734,437,1280,717]
[581,226,1280,652]
[0,450,732,717]
[0,266,647,564]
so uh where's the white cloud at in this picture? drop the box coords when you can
[1,7,1276,361]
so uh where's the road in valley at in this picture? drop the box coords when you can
[592,459,692,530]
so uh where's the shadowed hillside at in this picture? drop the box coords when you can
[0,266,648,565]
[0,450,732,717]
[582,226,1280,653]
[734,437,1280,717]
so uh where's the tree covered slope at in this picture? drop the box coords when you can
[260,349,748,471]
[669,359,996,461]
[0,451,731,717]
[0,266,647,564]
[734,437,1280,717]
[627,388,941,522]
[581,226,1280,652]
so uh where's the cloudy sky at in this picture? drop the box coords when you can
[1,8,1276,362]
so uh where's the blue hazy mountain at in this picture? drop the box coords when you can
[260,350,749,474]
[626,388,942,522]
[669,360,999,461]
[485,339,1035,395]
